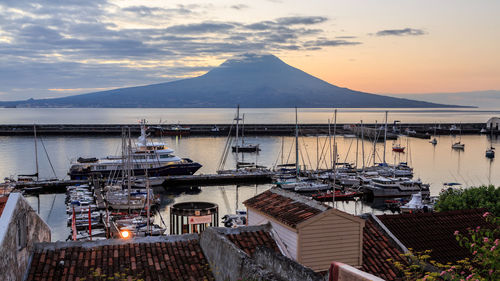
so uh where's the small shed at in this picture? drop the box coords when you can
[243,188,365,272]
[487,117,500,130]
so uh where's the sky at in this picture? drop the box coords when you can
[0,0,499,101]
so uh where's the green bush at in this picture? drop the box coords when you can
[435,185,500,216]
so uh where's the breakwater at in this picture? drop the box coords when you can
[0,123,492,136]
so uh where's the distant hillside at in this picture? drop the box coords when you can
[0,54,463,108]
[386,90,500,108]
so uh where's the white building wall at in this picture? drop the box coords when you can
[247,209,298,260]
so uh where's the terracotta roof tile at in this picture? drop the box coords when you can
[243,189,325,228]
[225,229,281,256]
[0,196,8,217]
[377,208,493,264]
[362,218,406,281]
[26,238,214,281]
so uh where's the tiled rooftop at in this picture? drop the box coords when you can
[26,236,214,281]
[224,228,281,256]
[363,218,406,281]
[377,208,493,264]
[243,188,328,228]
[0,196,8,217]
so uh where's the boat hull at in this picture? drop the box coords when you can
[69,161,202,180]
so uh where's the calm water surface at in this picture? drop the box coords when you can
[2,107,498,241]
[0,107,499,124]
[1,133,497,241]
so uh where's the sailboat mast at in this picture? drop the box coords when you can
[295,107,299,177]
[361,121,365,171]
[383,111,388,164]
[355,124,359,169]
[235,105,240,164]
[373,121,377,166]
[328,119,332,170]
[127,127,132,214]
[241,114,245,146]
[33,124,39,181]
[332,109,337,186]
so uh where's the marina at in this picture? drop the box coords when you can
[0,109,498,243]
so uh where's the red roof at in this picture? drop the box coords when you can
[362,218,406,281]
[225,229,281,256]
[243,189,327,228]
[377,209,492,264]
[26,238,214,281]
[0,196,8,217]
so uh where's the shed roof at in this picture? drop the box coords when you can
[377,208,492,264]
[243,188,329,228]
[26,235,214,281]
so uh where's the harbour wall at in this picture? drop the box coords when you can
[0,123,493,136]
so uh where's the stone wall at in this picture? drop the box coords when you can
[253,246,325,281]
[200,227,325,281]
[0,194,51,281]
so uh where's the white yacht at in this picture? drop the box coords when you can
[362,177,430,198]
[68,121,201,180]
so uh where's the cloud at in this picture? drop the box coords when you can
[375,28,425,36]
[305,39,361,47]
[276,16,328,25]
[0,0,357,100]
[122,5,193,17]
[230,4,249,10]
[165,22,236,34]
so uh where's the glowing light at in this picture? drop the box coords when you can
[120,230,130,239]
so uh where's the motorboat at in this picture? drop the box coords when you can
[400,192,434,213]
[486,147,495,158]
[293,181,330,192]
[392,144,405,153]
[362,177,430,198]
[452,142,465,149]
[311,190,361,201]
[222,210,247,228]
[68,120,201,180]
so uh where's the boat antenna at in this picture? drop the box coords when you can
[235,105,240,167]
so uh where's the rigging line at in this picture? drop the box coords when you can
[317,136,329,170]
[46,193,57,222]
[38,137,57,178]
[343,138,354,164]
[285,137,294,166]
[300,137,313,171]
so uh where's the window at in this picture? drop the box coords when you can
[17,214,27,250]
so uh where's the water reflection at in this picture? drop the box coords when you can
[2,133,498,241]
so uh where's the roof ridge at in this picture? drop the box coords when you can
[34,234,200,251]
[269,187,329,212]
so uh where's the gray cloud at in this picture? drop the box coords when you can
[165,22,236,34]
[305,39,361,47]
[375,28,425,36]
[276,16,328,25]
[230,4,249,10]
[0,1,359,100]
[122,5,193,17]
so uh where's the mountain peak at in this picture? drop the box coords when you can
[0,53,458,108]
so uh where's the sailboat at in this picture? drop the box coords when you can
[486,126,495,158]
[451,125,465,150]
[429,123,438,145]
[231,107,260,152]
